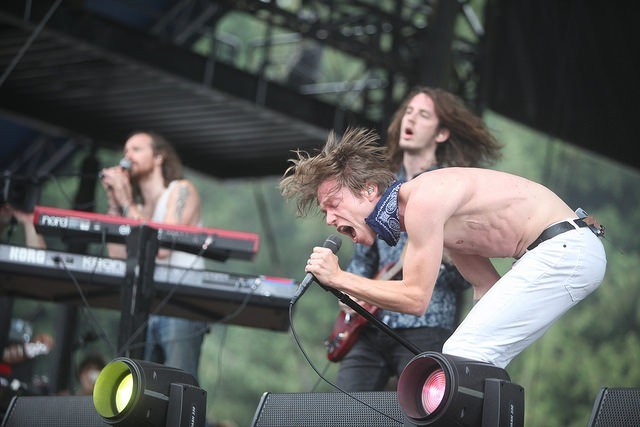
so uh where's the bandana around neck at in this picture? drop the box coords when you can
[365,180,403,246]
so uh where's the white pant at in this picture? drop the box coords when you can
[442,224,606,368]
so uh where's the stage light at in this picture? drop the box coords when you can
[93,357,207,427]
[397,352,524,427]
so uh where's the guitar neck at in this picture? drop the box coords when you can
[325,257,404,362]
[378,258,403,280]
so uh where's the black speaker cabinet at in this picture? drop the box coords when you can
[587,387,640,427]
[250,391,414,427]
[1,395,104,427]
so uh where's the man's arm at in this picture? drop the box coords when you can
[309,208,444,316]
[384,178,460,315]
[393,213,446,315]
[447,252,500,301]
[310,232,442,316]
[309,174,460,315]
[10,207,46,249]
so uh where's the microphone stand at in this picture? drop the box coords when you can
[319,284,422,356]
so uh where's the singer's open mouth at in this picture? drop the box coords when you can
[337,225,355,241]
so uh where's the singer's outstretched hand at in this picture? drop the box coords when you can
[305,246,342,287]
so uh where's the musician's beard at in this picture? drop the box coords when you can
[129,162,155,183]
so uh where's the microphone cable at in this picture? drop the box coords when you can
[123,263,260,354]
[54,251,118,356]
[188,282,263,404]
[204,321,230,406]
[133,240,262,406]
[116,231,260,355]
[287,301,403,425]
[153,234,264,327]
[116,237,208,356]
[310,359,332,392]
[47,224,121,360]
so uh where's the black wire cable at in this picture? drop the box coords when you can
[287,302,402,424]
[206,323,229,404]
[117,235,260,355]
[116,238,208,355]
[42,207,261,393]
[310,359,331,392]
[54,255,117,356]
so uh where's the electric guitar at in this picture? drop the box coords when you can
[325,260,403,362]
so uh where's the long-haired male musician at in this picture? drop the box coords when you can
[100,131,207,379]
[280,126,606,369]
[334,87,502,391]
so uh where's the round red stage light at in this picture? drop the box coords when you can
[421,369,447,414]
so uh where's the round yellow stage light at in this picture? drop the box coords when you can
[115,373,133,413]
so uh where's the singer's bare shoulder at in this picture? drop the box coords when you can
[166,179,201,225]
[171,179,200,202]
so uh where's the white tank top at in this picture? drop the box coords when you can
[153,180,205,269]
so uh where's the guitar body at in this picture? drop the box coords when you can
[325,302,379,362]
[325,262,401,362]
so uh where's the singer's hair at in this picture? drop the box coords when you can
[128,131,184,203]
[386,86,502,170]
[280,127,395,216]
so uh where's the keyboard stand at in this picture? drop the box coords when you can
[119,224,158,358]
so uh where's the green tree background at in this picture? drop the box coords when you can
[7,109,639,426]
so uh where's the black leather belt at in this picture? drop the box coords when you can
[527,218,589,251]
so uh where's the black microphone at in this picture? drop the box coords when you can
[291,235,342,304]
[98,158,131,179]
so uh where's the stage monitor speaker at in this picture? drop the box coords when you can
[587,387,640,427]
[250,391,413,427]
[1,395,104,427]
